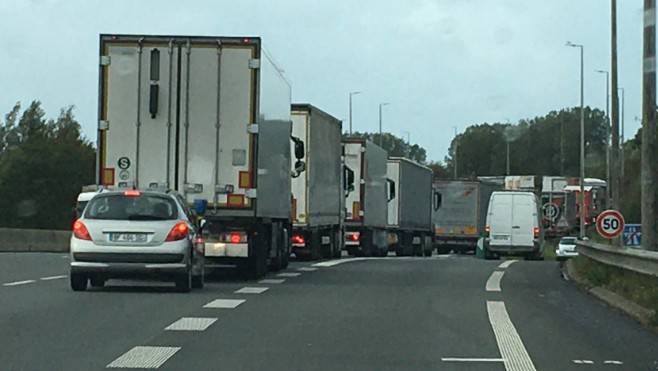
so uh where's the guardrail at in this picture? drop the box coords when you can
[576,240,658,278]
[0,228,70,252]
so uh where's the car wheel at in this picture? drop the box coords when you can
[175,267,192,293]
[89,277,105,288]
[70,273,88,292]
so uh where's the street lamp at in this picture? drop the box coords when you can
[348,91,361,135]
[503,118,511,175]
[452,126,458,179]
[378,102,390,146]
[618,87,625,177]
[566,41,586,239]
[596,69,611,208]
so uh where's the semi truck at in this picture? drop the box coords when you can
[96,34,303,279]
[290,104,345,260]
[540,191,577,237]
[343,139,389,257]
[386,157,437,257]
[433,179,500,254]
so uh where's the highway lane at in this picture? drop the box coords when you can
[0,253,70,286]
[0,253,656,370]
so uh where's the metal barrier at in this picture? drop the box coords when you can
[0,228,70,252]
[576,240,658,278]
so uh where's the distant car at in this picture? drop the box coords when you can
[69,188,205,292]
[556,236,578,261]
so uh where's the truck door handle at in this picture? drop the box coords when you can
[512,226,521,229]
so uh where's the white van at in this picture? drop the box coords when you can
[484,191,543,260]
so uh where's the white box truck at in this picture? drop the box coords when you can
[96,34,303,279]
[290,104,346,260]
[386,158,438,257]
[342,139,389,257]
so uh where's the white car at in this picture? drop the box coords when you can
[556,236,578,261]
[70,188,205,292]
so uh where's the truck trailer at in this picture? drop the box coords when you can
[433,179,500,254]
[342,139,389,257]
[290,104,345,260]
[96,34,303,279]
[386,157,437,257]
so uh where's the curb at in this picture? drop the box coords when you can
[563,260,657,333]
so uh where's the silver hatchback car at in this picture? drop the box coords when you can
[70,188,205,292]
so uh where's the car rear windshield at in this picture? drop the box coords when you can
[84,194,178,221]
[561,237,577,245]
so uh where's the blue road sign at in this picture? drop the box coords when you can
[622,224,642,247]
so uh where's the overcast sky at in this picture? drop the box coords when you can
[0,0,645,162]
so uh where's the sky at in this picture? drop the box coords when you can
[0,0,645,163]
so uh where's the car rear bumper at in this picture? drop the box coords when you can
[556,249,578,258]
[485,240,540,255]
[70,261,188,278]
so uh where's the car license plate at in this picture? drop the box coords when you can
[109,233,147,243]
[493,234,510,240]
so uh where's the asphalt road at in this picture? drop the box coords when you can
[0,252,656,371]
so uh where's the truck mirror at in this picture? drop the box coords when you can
[291,136,305,160]
[343,165,355,192]
[387,179,396,201]
[199,218,207,230]
[434,192,442,210]
[292,160,306,178]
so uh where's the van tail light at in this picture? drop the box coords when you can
[73,220,91,240]
[166,222,189,241]
[485,226,490,238]
[533,227,539,239]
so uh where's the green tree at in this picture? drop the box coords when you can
[0,101,95,230]
[344,132,427,164]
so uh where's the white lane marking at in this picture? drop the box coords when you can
[3,280,36,286]
[165,317,217,331]
[498,260,517,269]
[203,299,245,309]
[297,267,317,272]
[487,301,536,371]
[40,275,67,281]
[61,255,68,259]
[259,279,285,284]
[572,360,594,364]
[486,271,505,292]
[441,358,505,362]
[604,360,623,365]
[277,272,301,277]
[107,346,180,369]
[235,287,268,294]
[312,257,375,267]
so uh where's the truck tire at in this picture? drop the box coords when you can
[423,248,432,257]
[332,228,343,259]
[175,266,192,293]
[281,226,291,269]
[436,245,451,255]
[268,225,283,272]
[90,277,106,288]
[320,230,333,259]
[70,273,88,292]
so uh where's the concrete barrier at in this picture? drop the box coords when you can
[0,228,70,252]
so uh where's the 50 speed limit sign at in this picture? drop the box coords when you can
[596,209,625,239]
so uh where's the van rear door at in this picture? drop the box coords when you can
[511,194,536,247]
[488,193,513,247]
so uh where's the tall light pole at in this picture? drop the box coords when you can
[504,118,511,175]
[596,69,611,208]
[348,91,361,135]
[618,87,625,177]
[567,41,586,239]
[378,102,389,146]
[452,126,458,179]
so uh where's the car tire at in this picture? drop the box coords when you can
[89,277,105,288]
[70,273,88,292]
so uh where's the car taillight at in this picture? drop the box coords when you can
[124,190,140,196]
[195,236,205,245]
[533,227,539,238]
[166,222,189,241]
[72,220,91,240]
[485,226,490,238]
[348,233,360,241]
[292,235,305,244]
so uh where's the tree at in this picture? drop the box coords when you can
[0,101,95,230]
[343,132,427,164]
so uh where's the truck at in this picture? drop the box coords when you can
[290,104,345,260]
[386,157,437,257]
[96,34,303,279]
[540,191,577,238]
[433,179,500,254]
[342,139,389,257]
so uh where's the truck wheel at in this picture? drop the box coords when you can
[332,229,343,259]
[89,277,105,288]
[423,249,432,257]
[309,232,321,261]
[395,247,406,257]
[175,266,192,293]
[320,231,333,259]
[70,273,88,292]
[281,226,291,269]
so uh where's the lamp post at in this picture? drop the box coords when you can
[348,91,361,135]
[452,126,458,179]
[378,102,389,146]
[567,41,586,239]
[618,87,625,177]
[596,69,610,207]
[504,118,511,175]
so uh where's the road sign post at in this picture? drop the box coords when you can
[596,209,625,240]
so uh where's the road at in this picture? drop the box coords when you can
[0,252,656,371]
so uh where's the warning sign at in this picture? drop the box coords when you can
[557,215,569,228]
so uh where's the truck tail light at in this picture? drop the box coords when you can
[218,232,247,244]
[292,234,305,244]
[348,232,360,241]
[73,220,91,241]
[485,226,490,238]
[166,222,189,241]
[533,227,539,239]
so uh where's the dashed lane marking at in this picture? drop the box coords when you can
[486,271,505,292]
[3,280,36,287]
[203,299,245,309]
[487,301,536,371]
[259,279,285,284]
[277,272,301,277]
[603,360,623,365]
[165,317,217,331]
[498,260,517,269]
[441,358,505,362]
[107,346,180,369]
[40,275,67,281]
[297,267,317,272]
[572,360,594,364]
[235,287,269,294]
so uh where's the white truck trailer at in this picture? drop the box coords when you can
[96,34,303,279]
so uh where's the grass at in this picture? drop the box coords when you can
[542,239,557,261]
[572,255,658,326]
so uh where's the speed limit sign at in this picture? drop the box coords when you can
[596,209,625,239]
